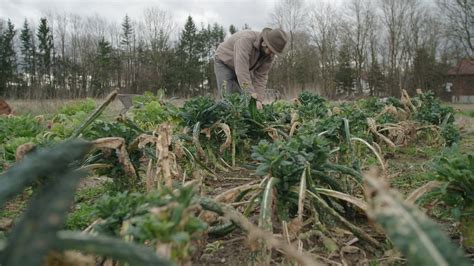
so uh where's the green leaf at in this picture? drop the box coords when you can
[170,232,190,244]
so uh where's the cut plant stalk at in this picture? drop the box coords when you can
[198,197,320,266]
[192,122,207,160]
[70,90,118,139]
[257,177,279,265]
[405,181,443,204]
[306,188,382,249]
[343,118,361,172]
[92,137,138,180]
[351,137,386,174]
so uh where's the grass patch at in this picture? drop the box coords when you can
[398,145,440,159]
[388,145,442,195]
[0,192,30,220]
[8,98,124,118]
[461,110,474,118]
[66,184,108,230]
[390,169,431,196]
[66,203,97,230]
[0,205,24,220]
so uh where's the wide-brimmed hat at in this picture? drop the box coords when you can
[262,28,288,55]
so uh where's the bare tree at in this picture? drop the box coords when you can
[378,0,415,96]
[400,0,427,91]
[51,12,69,96]
[367,17,385,96]
[437,0,473,57]
[53,12,68,61]
[269,0,306,96]
[270,0,306,53]
[308,2,340,98]
[143,6,175,50]
[343,0,377,95]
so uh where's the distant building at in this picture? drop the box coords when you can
[445,58,474,103]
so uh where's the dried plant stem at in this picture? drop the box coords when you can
[351,137,386,174]
[306,189,382,249]
[199,198,320,266]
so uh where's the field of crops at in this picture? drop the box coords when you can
[0,90,473,265]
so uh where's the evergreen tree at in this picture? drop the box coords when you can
[0,19,17,97]
[412,47,446,94]
[92,37,115,96]
[229,24,238,35]
[212,23,225,48]
[177,16,203,96]
[120,15,134,92]
[20,20,36,78]
[120,15,134,49]
[368,60,384,96]
[36,18,54,80]
[335,43,355,96]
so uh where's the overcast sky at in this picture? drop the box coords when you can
[0,0,290,31]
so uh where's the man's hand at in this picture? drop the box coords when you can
[250,93,263,109]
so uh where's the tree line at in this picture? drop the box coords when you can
[0,0,472,99]
[0,11,226,99]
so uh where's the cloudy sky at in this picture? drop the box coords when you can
[0,0,291,31]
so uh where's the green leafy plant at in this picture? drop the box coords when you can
[0,115,44,143]
[85,120,140,143]
[297,91,328,119]
[93,186,207,262]
[421,147,474,251]
[1,137,36,162]
[46,111,90,140]
[441,123,461,147]
[131,98,178,130]
[180,96,223,128]
[0,140,173,266]
[57,98,96,116]
[414,91,455,126]
[427,148,473,218]
[252,133,349,221]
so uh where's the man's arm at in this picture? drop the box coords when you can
[233,38,258,99]
[252,59,273,101]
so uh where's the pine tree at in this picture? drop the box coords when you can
[36,18,54,79]
[120,15,134,92]
[20,20,36,82]
[412,47,440,93]
[0,19,17,97]
[212,23,225,48]
[36,17,55,97]
[229,24,238,35]
[177,16,203,96]
[368,60,384,96]
[93,37,114,96]
[335,43,355,96]
[120,15,133,49]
